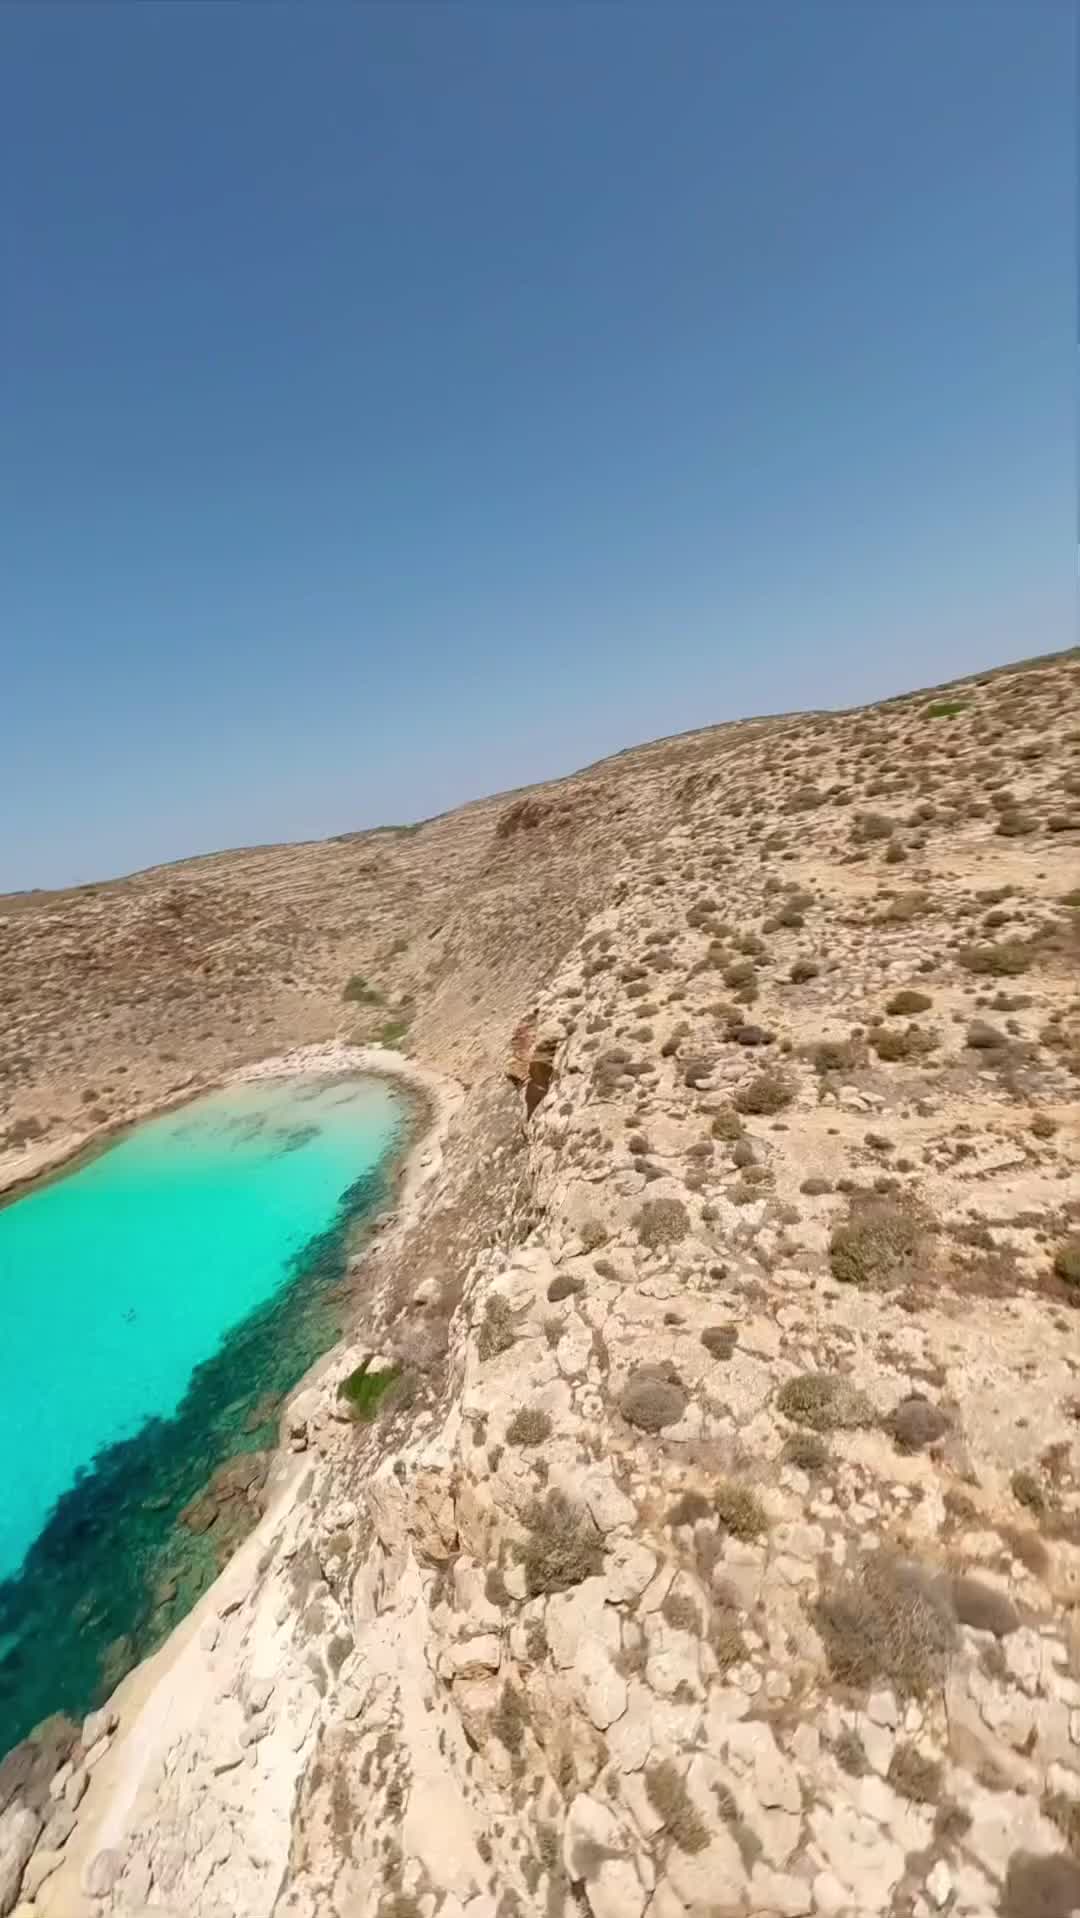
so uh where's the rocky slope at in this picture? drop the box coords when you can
[3,648,1080,1918]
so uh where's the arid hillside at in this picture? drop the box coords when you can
[5,645,1080,1918]
[4,651,1075,1191]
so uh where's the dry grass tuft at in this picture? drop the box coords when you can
[813,1550,955,1696]
[714,1479,767,1540]
[477,1294,517,1360]
[522,1491,603,1596]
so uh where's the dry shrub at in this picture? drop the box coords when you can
[522,1491,602,1596]
[959,939,1031,976]
[813,1551,955,1696]
[1042,1791,1080,1856]
[887,1745,942,1802]
[636,1197,690,1249]
[783,1430,829,1471]
[1011,1469,1046,1516]
[876,889,931,925]
[710,1606,746,1670]
[491,1681,528,1753]
[777,1371,875,1431]
[506,1406,553,1447]
[710,1106,744,1141]
[833,1727,868,1775]
[714,1479,767,1540]
[951,1575,1020,1638]
[1054,1239,1080,1287]
[885,1395,950,1453]
[734,1068,794,1115]
[966,1020,1007,1050]
[477,1294,516,1360]
[829,1194,928,1288]
[621,1365,688,1432]
[661,1590,702,1634]
[547,1272,584,1302]
[869,1022,936,1061]
[1000,1852,1080,1918]
[886,988,933,1015]
[645,1760,709,1854]
[667,1488,711,1528]
[790,958,820,983]
[701,1324,737,1360]
[811,1037,861,1075]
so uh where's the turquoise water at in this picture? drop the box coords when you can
[0,1073,407,1751]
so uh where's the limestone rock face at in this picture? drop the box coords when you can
[0,1807,39,1917]
[4,654,1080,1918]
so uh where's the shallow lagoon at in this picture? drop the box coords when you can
[0,1073,406,1750]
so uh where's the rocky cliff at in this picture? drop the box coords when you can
[3,649,1080,1918]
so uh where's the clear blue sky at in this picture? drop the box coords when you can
[1,2,1073,891]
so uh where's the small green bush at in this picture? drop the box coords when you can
[342,974,383,1005]
[377,1017,411,1046]
[924,699,967,719]
[337,1361,402,1421]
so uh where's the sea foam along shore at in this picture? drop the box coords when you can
[32,1042,463,1918]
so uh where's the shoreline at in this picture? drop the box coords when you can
[11,1042,463,1918]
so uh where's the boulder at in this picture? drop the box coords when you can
[82,1848,123,1898]
[0,1806,40,1917]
